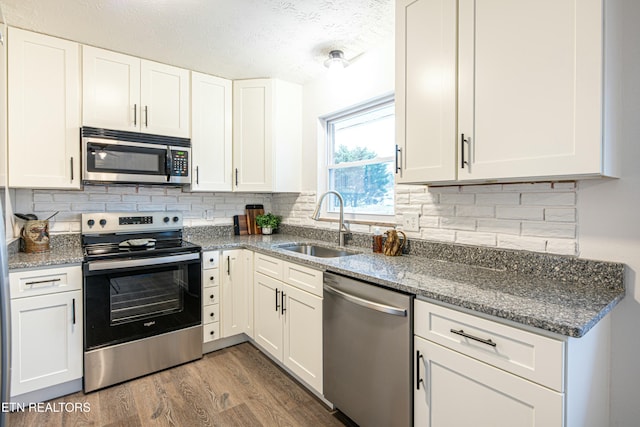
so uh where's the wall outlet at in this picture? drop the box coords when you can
[402,212,420,232]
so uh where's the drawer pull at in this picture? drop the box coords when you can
[450,329,497,347]
[416,350,424,390]
[25,278,61,286]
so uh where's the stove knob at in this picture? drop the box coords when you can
[87,219,95,227]
[173,216,179,222]
[99,219,107,227]
[163,216,170,223]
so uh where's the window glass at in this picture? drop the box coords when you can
[326,100,395,216]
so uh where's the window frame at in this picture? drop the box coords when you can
[318,94,396,225]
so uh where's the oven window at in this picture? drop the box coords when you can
[110,269,184,325]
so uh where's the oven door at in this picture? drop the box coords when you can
[83,252,201,350]
[83,137,186,184]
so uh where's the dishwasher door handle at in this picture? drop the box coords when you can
[324,284,407,316]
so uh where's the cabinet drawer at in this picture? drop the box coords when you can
[202,268,220,287]
[203,322,220,342]
[202,251,219,269]
[283,261,323,297]
[10,265,82,299]
[254,253,284,280]
[203,286,220,306]
[415,300,565,392]
[203,304,220,325]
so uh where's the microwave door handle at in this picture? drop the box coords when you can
[166,146,172,182]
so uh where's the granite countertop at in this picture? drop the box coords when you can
[8,232,625,338]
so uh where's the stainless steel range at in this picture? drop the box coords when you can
[81,212,202,393]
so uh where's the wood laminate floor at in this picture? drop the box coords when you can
[8,342,350,427]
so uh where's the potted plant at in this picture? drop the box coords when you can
[255,213,282,235]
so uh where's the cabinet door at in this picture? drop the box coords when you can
[242,250,255,338]
[82,46,141,132]
[140,60,190,138]
[191,72,233,191]
[283,284,323,393]
[396,0,458,183]
[253,272,283,360]
[458,0,603,181]
[221,249,246,337]
[10,290,83,397]
[415,336,563,427]
[233,79,273,192]
[8,28,81,189]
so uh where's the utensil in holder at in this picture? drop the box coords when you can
[20,220,50,253]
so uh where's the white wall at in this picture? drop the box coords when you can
[577,1,640,425]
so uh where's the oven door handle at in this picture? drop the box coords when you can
[87,252,200,272]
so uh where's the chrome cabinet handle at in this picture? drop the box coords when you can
[144,105,149,127]
[450,328,497,347]
[275,288,280,311]
[25,278,61,286]
[72,298,76,325]
[134,104,137,126]
[461,134,470,169]
[281,292,286,315]
[196,166,199,185]
[70,157,74,182]
[416,350,424,390]
[395,144,402,174]
[227,256,230,275]
[235,168,239,187]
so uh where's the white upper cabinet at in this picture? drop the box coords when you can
[190,72,233,191]
[396,0,458,184]
[397,0,615,185]
[233,79,301,192]
[8,28,81,189]
[83,46,190,138]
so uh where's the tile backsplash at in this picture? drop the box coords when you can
[11,180,578,256]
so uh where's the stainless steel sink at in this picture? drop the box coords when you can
[279,244,357,258]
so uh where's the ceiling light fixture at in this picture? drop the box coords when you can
[324,50,349,70]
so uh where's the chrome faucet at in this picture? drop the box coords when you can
[311,191,351,247]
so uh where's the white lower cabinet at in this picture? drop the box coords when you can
[414,299,611,427]
[414,336,562,427]
[221,249,253,338]
[202,251,220,343]
[9,266,83,398]
[253,254,323,393]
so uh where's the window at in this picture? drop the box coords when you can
[324,97,395,218]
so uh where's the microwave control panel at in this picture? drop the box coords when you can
[171,150,189,177]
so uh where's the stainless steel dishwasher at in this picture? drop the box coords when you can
[323,272,413,427]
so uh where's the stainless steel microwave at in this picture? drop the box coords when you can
[81,127,190,185]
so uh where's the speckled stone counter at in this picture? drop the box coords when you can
[8,234,84,269]
[8,230,625,338]
[189,233,624,338]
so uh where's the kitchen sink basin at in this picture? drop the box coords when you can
[279,244,357,258]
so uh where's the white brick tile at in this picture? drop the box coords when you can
[455,205,495,218]
[81,185,108,193]
[33,203,72,212]
[151,196,178,203]
[544,208,576,222]
[178,196,204,203]
[71,202,106,212]
[422,205,455,216]
[440,217,476,231]
[89,194,123,202]
[396,193,410,204]
[460,184,503,193]
[550,181,576,190]
[498,235,547,253]
[395,186,412,194]
[475,193,520,205]
[33,193,53,202]
[137,204,167,211]
[427,185,460,193]
[521,222,576,238]
[521,192,576,206]
[106,203,137,211]
[122,195,152,203]
[166,204,191,211]
[496,206,544,220]
[422,228,456,242]
[502,182,552,192]
[546,239,578,255]
[105,185,142,194]
[410,192,438,204]
[419,216,439,228]
[53,193,89,202]
[440,193,475,205]
[477,219,521,235]
[456,231,497,246]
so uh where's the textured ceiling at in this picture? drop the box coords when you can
[0,0,394,84]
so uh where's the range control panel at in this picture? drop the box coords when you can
[81,212,183,234]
